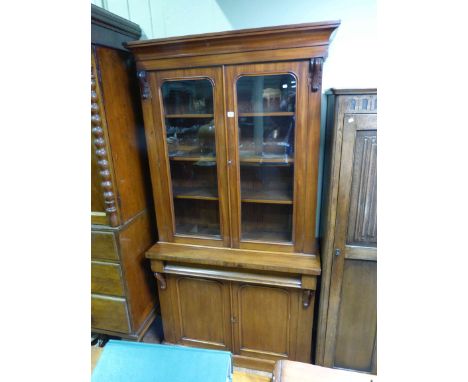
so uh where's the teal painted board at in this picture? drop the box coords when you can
[92,340,232,382]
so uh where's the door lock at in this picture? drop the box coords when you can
[334,248,341,257]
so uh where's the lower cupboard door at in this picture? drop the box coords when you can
[231,283,302,362]
[169,275,232,351]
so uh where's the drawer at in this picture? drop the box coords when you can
[91,261,125,297]
[91,231,118,261]
[91,295,130,333]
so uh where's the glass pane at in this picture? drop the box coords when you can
[162,79,220,238]
[242,203,293,243]
[236,74,296,243]
[237,74,296,113]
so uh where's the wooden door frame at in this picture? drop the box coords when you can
[143,67,231,247]
[322,113,377,368]
[223,61,314,253]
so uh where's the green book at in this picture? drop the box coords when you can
[92,340,232,382]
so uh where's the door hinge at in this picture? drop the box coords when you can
[309,57,324,92]
[137,70,151,100]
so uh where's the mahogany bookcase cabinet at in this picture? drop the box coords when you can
[127,21,340,371]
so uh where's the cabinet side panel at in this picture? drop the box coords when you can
[334,260,376,373]
[119,212,157,332]
[96,46,150,224]
[315,94,342,364]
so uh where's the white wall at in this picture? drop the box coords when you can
[92,0,376,233]
[93,0,376,89]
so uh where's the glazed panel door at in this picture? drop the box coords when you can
[324,113,377,373]
[224,62,311,253]
[146,67,230,247]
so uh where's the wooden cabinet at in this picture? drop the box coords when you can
[315,89,377,374]
[127,21,340,370]
[91,5,157,340]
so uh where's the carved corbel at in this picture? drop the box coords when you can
[310,57,324,92]
[154,272,167,290]
[302,290,313,308]
[137,70,151,100]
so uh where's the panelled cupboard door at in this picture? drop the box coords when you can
[231,283,301,363]
[224,62,311,253]
[324,113,377,374]
[145,67,230,247]
[167,275,233,351]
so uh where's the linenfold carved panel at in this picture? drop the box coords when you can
[347,130,377,246]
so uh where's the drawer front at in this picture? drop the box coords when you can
[91,231,119,261]
[91,295,130,333]
[91,262,125,297]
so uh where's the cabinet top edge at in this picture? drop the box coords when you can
[127,20,340,51]
[326,88,377,95]
[91,4,141,40]
[146,242,321,276]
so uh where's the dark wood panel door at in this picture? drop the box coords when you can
[231,283,300,362]
[168,275,232,351]
[324,113,377,373]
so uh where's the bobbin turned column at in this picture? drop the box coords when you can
[91,66,119,227]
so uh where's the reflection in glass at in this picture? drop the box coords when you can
[237,74,296,243]
[162,80,213,115]
[162,79,220,238]
[237,74,296,113]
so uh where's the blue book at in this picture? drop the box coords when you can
[92,340,232,382]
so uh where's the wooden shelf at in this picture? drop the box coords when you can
[239,155,293,164]
[169,155,216,162]
[238,112,295,117]
[241,189,293,204]
[165,114,213,118]
[242,230,292,243]
[173,187,218,201]
[146,242,321,276]
[175,224,220,238]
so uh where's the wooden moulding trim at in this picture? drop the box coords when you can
[163,264,303,289]
[127,20,340,49]
[136,46,329,71]
[327,88,377,95]
[345,246,377,261]
[91,308,156,341]
[91,4,141,40]
[145,242,321,275]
